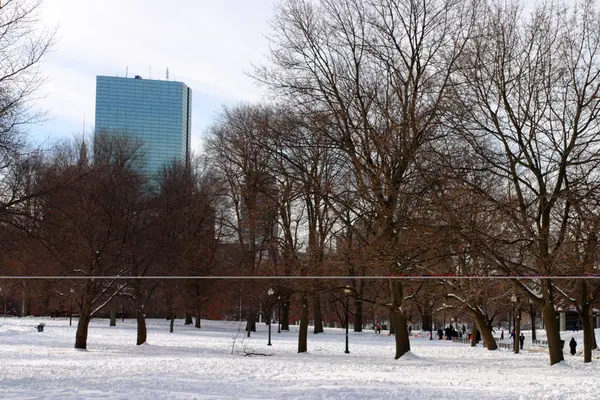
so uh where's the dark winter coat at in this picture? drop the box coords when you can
[569,338,577,355]
[519,334,525,349]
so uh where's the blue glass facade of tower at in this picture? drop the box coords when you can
[94,75,191,173]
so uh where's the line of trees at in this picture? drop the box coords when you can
[2,0,600,366]
[205,0,600,365]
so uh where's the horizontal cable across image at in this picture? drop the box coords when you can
[1,275,600,280]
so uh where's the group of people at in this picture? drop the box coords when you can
[371,324,416,335]
[436,324,463,340]
[371,322,579,355]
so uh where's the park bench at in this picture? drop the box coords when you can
[36,323,45,332]
[451,337,470,344]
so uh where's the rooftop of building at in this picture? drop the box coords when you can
[96,75,188,86]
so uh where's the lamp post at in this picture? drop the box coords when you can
[277,295,281,334]
[429,300,434,340]
[529,298,536,342]
[511,294,517,353]
[267,288,273,346]
[0,286,5,318]
[344,285,351,354]
[69,288,74,326]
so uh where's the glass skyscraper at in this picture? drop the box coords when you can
[94,75,191,173]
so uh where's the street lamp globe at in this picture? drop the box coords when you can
[344,285,351,294]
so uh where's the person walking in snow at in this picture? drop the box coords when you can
[519,333,525,350]
[569,337,577,355]
[500,330,504,341]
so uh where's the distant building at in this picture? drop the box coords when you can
[94,75,191,173]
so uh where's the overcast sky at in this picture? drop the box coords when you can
[31,0,276,153]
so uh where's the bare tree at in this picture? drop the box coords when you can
[207,104,280,337]
[153,158,221,335]
[443,0,600,365]
[257,0,479,359]
[0,0,55,232]
[38,135,145,349]
[0,0,54,141]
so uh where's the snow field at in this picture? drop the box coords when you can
[1,317,599,399]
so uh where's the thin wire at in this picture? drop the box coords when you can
[0,275,599,280]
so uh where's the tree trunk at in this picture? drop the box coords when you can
[169,314,175,333]
[354,295,363,332]
[136,312,147,345]
[281,297,290,331]
[474,313,497,350]
[423,311,432,333]
[579,280,593,362]
[246,309,256,337]
[184,312,193,325]
[21,287,27,317]
[195,310,201,329]
[390,281,410,359]
[581,302,593,363]
[109,302,116,327]
[298,294,309,353]
[312,295,324,334]
[41,293,50,316]
[195,283,202,329]
[75,312,91,350]
[530,304,537,342]
[542,301,564,365]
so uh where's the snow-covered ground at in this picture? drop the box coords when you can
[1,317,599,399]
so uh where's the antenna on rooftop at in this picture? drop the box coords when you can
[166,67,169,81]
